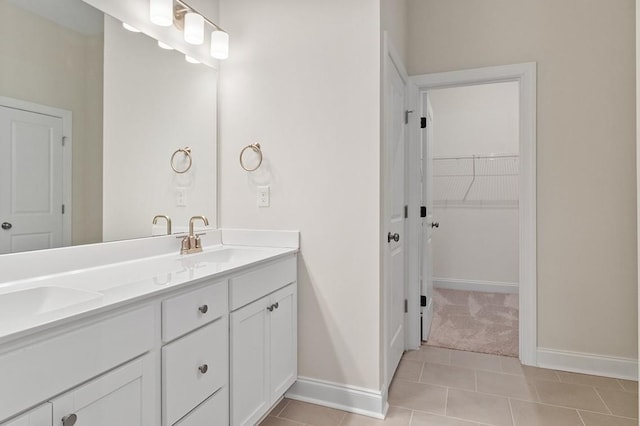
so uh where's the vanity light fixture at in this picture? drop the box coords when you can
[184,12,205,45]
[122,22,141,32]
[150,0,174,26]
[185,55,200,64]
[158,41,174,50]
[150,0,230,60]
[210,30,229,59]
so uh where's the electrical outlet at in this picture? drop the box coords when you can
[176,188,187,206]
[257,186,270,207]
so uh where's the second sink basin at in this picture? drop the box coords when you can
[0,286,103,319]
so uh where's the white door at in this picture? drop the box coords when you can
[420,96,435,340]
[384,41,407,383]
[230,297,270,426]
[269,284,297,402]
[0,106,64,254]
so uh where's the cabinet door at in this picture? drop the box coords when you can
[230,297,270,426]
[51,356,152,426]
[1,404,52,426]
[269,283,297,402]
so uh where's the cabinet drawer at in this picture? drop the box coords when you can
[175,387,228,426]
[229,256,296,311]
[162,280,227,342]
[162,317,228,426]
[0,306,154,423]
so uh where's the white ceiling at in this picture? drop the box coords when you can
[6,0,104,35]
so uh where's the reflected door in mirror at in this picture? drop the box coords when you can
[0,106,64,254]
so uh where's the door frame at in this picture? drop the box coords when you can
[0,96,73,247]
[381,32,409,390]
[407,63,538,365]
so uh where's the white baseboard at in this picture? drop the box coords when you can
[434,278,519,294]
[537,348,638,381]
[285,377,388,419]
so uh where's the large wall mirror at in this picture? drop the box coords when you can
[0,0,218,255]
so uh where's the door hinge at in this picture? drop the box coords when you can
[420,117,427,129]
[404,205,408,219]
[420,206,427,218]
[404,299,408,313]
[405,110,414,125]
[421,295,427,307]
[62,204,65,214]
[62,136,68,146]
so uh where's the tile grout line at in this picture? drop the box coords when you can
[507,398,516,426]
[275,399,291,418]
[575,409,587,426]
[408,409,415,426]
[593,387,614,415]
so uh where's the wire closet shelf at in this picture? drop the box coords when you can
[433,154,519,207]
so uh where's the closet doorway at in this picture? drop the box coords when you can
[427,82,520,357]
[408,63,537,365]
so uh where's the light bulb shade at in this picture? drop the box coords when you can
[185,55,200,64]
[210,31,229,59]
[158,41,174,50]
[122,22,141,32]
[184,12,204,45]
[150,0,173,26]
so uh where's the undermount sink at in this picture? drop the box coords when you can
[0,286,102,319]
[186,247,282,265]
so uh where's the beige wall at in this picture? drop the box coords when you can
[409,0,638,358]
[218,0,382,390]
[0,1,103,246]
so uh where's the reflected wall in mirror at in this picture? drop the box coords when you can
[0,0,218,255]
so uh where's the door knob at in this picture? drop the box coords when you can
[387,232,400,243]
[431,222,439,228]
[1,222,11,230]
[62,414,78,426]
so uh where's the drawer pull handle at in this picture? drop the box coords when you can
[198,305,209,314]
[267,305,274,312]
[198,364,209,374]
[273,302,279,309]
[62,414,78,426]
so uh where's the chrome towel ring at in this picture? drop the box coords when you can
[171,147,192,174]
[239,143,263,172]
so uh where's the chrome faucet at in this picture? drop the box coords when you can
[180,216,209,255]
[152,215,172,235]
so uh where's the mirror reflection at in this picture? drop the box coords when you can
[0,0,218,255]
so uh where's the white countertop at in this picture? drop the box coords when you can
[0,229,299,346]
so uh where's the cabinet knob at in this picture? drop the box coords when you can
[198,304,208,314]
[62,414,78,426]
[198,364,209,374]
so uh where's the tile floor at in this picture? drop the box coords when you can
[259,346,638,426]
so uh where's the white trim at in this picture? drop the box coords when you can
[537,348,638,381]
[409,63,537,366]
[0,96,73,248]
[285,377,387,419]
[434,278,519,294]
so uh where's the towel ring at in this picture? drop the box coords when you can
[239,143,263,172]
[171,147,192,174]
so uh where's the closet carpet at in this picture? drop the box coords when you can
[426,288,519,357]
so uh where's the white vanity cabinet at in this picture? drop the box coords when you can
[0,305,156,425]
[230,257,297,426]
[161,280,229,426]
[51,355,153,426]
[0,404,51,426]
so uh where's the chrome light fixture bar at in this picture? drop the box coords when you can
[171,0,229,58]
